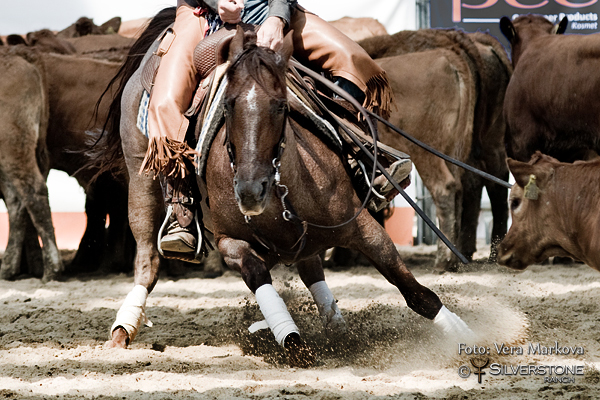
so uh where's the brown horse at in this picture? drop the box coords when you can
[102,9,473,366]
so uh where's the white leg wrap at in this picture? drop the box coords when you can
[110,285,153,342]
[434,305,474,338]
[255,284,299,347]
[308,281,346,334]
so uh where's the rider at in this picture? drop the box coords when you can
[146,0,411,256]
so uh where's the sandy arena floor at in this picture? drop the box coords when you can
[1,245,599,399]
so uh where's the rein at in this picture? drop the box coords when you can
[289,60,470,264]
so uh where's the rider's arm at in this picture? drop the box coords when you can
[256,0,297,49]
[189,0,244,24]
[266,0,296,27]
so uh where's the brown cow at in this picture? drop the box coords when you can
[57,16,122,38]
[26,29,77,54]
[375,48,476,270]
[5,35,27,46]
[0,48,135,280]
[6,30,76,55]
[65,34,133,62]
[328,17,388,42]
[459,31,512,261]
[360,29,512,265]
[497,152,600,271]
[500,14,600,163]
[41,52,134,274]
[0,46,63,282]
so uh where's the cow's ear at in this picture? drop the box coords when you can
[507,158,534,188]
[500,16,516,43]
[553,16,568,35]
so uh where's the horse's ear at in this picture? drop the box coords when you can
[228,25,246,61]
[277,30,294,66]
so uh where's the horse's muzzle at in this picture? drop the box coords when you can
[234,176,272,216]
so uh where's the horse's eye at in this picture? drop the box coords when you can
[273,101,287,114]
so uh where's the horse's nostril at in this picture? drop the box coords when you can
[259,179,268,198]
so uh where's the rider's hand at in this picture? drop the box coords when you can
[218,0,244,24]
[257,16,285,50]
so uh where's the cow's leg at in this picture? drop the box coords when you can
[2,167,63,282]
[0,183,27,280]
[218,237,315,367]
[21,175,63,282]
[416,157,461,271]
[485,175,509,262]
[105,121,163,349]
[296,255,346,335]
[22,213,44,277]
[459,171,483,262]
[351,211,473,338]
[70,182,107,273]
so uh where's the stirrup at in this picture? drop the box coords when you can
[158,206,204,263]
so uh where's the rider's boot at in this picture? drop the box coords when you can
[159,173,203,262]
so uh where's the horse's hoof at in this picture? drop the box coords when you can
[325,313,347,336]
[284,333,315,368]
[104,327,129,349]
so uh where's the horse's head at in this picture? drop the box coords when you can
[224,25,294,216]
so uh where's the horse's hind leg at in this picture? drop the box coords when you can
[218,237,315,367]
[105,122,163,349]
[352,212,473,338]
[296,256,346,335]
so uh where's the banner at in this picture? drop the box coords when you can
[431,0,600,51]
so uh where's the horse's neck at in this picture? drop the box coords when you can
[279,118,342,188]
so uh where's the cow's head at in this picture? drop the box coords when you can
[500,14,567,67]
[497,152,560,270]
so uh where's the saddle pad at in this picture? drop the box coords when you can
[137,89,151,138]
[195,74,229,180]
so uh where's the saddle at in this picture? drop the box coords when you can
[141,23,257,117]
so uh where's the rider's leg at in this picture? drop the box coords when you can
[289,7,410,211]
[145,3,206,253]
[159,170,198,253]
[289,6,394,119]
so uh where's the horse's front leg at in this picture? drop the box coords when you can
[352,212,473,339]
[218,237,315,367]
[296,256,346,335]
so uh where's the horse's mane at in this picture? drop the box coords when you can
[91,6,176,179]
[226,34,287,99]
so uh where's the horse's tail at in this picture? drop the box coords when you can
[91,7,176,179]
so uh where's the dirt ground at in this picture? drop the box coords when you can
[1,244,600,400]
